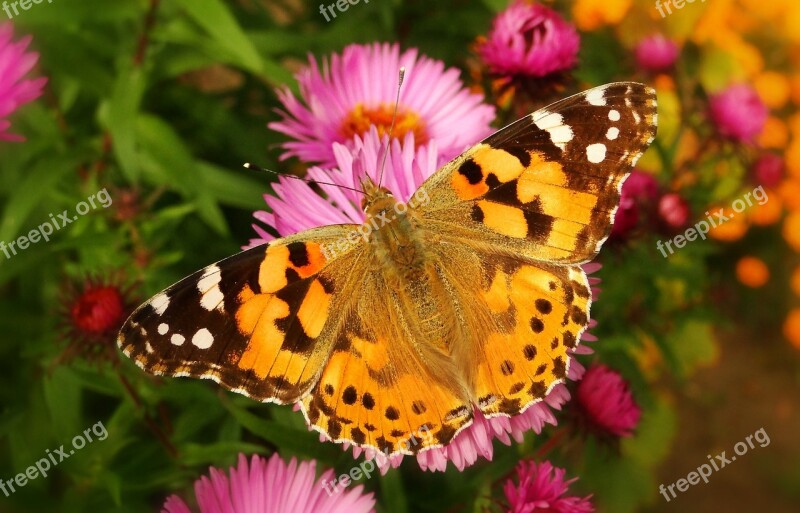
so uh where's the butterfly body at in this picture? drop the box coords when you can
[119,82,657,456]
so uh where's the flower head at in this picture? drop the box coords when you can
[479,2,580,78]
[268,43,494,167]
[751,153,784,188]
[58,273,135,363]
[575,364,640,437]
[162,453,376,513]
[572,0,631,32]
[504,460,594,513]
[634,34,680,73]
[708,84,768,143]
[657,192,691,230]
[0,23,47,141]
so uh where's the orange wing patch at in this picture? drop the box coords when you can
[299,308,473,455]
[473,260,591,417]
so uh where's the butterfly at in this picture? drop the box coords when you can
[118,82,657,456]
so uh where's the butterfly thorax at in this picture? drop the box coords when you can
[363,191,424,275]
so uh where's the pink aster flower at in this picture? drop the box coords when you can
[751,153,783,188]
[657,192,691,231]
[161,453,375,513]
[504,460,594,513]
[634,34,679,73]
[268,42,494,167]
[479,1,580,78]
[0,23,47,142]
[708,84,768,143]
[575,364,640,437]
[252,130,602,473]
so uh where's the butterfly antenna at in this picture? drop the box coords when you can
[377,67,406,189]
[244,163,366,196]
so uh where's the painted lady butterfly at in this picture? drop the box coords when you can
[118,82,657,456]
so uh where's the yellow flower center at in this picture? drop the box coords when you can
[340,103,428,145]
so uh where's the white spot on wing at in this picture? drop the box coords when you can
[608,110,621,122]
[586,143,607,163]
[586,86,607,106]
[150,293,170,315]
[533,110,573,150]
[606,127,619,140]
[198,265,225,312]
[192,328,214,349]
[158,323,169,335]
[171,334,185,346]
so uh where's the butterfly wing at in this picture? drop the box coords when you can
[419,82,657,264]
[414,82,656,418]
[298,267,473,455]
[119,224,473,454]
[118,225,368,403]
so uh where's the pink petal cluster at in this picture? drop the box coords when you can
[162,453,375,513]
[504,460,594,513]
[576,364,641,437]
[657,192,691,230]
[751,153,784,188]
[708,83,768,143]
[634,34,679,73]
[0,23,47,142]
[479,1,580,77]
[268,43,494,167]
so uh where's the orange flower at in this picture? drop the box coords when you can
[754,71,791,109]
[736,256,770,287]
[779,180,800,211]
[749,192,783,226]
[783,308,800,350]
[791,266,800,296]
[783,212,800,252]
[786,139,800,179]
[790,74,800,105]
[757,117,789,149]
[708,206,749,241]
[572,0,631,31]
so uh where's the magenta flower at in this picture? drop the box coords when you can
[161,453,375,513]
[657,192,691,230]
[479,1,580,78]
[252,131,603,472]
[634,34,679,73]
[268,42,494,167]
[708,84,768,143]
[611,170,659,239]
[575,364,640,437]
[0,23,47,142]
[751,153,783,188]
[504,460,594,513]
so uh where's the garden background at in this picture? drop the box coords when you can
[1,0,799,512]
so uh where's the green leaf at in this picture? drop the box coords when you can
[173,0,263,74]
[103,66,146,182]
